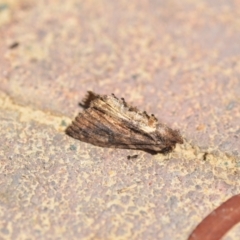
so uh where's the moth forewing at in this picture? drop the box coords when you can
[66,92,183,154]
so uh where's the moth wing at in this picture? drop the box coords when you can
[66,108,158,151]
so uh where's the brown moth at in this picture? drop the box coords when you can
[66,91,183,154]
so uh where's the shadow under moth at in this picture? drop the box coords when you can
[66,91,183,154]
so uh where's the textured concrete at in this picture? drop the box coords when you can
[0,0,240,239]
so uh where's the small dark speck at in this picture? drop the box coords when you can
[9,42,19,49]
[203,152,208,161]
[70,145,76,151]
[61,120,67,126]
[127,154,138,160]
[195,185,201,190]
[131,74,139,79]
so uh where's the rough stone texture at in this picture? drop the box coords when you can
[0,0,240,239]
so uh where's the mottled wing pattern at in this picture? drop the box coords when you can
[66,92,183,154]
[67,109,158,150]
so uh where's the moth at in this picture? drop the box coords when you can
[66,91,183,154]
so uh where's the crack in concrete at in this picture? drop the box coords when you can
[0,91,71,132]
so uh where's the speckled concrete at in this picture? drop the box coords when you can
[0,0,240,239]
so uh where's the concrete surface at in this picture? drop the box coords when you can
[0,0,239,239]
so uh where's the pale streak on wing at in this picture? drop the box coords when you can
[92,97,157,133]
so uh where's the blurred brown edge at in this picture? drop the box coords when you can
[188,194,240,240]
